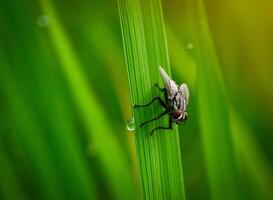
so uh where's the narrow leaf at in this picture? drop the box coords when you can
[118,0,185,199]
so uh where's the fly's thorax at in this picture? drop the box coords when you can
[173,95,185,111]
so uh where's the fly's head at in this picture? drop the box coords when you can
[172,110,188,124]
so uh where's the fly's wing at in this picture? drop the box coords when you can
[159,66,178,98]
[178,83,189,111]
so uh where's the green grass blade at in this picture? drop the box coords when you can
[166,26,196,87]
[39,1,136,199]
[169,25,273,200]
[0,148,25,200]
[231,111,273,200]
[118,0,185,199]
[185,0,244,199]
[0,52,64,200]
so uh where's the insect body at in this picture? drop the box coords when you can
[134,66,189,135]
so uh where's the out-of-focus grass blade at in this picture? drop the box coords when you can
[39,1,136,199]
[118,0,185,199]
[83,16,130,118]
[0,52,64,200]
[169,25,273,200]
[0,1,97,198]
[231,111,273,200]
[185,0,244,199]
[166,26,196,87]
[0,147,25,200]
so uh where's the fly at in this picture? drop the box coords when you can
[134,66,189,135]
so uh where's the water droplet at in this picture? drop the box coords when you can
[37,15,49,28]
[126,117,135,131]
[186,42,194,50]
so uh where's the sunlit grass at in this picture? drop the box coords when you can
[0,51,64,199]
[168,21,273,199]
[0,0,273,199]
[39,0,136,199]
[186,1,244,199]
[167,0,273,198]
[118,0,185,199]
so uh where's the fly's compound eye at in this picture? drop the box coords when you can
[172,110,183,124]
[172,111,188,124]
[172,110,182,120]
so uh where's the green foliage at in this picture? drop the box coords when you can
[169,26,273,200]
[118,0,185,199]
[40,1,136,199]
[0,0,273,199]
[184,0,244,199]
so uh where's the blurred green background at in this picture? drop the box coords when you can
[0,0,273,199]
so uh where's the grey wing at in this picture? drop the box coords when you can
[178,83,189,111]
[159,66,178,98]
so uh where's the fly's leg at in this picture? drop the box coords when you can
[155,83,168,103]
[155,83,165,92]
[134,97,167,109]
[150,114,173,135]
[140,110,168,127]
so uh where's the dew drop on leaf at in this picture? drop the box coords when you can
[37,15,49,28]
[186,42,194,50]
[126,117,135,131]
